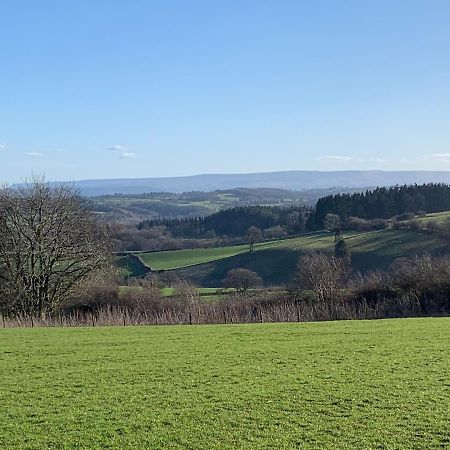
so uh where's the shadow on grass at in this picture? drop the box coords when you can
[174,248,300,287]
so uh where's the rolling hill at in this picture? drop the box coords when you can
[66,170,450,196]
[134,228,450,286]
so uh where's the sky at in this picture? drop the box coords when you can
[1,0,450,183]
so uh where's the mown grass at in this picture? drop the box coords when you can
[0,318,449,449]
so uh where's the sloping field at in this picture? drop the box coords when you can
[136,229,450,285]
[414,210,450,225]
[139,244,250,270]
[137,231,343,271]
[1,318,449,449]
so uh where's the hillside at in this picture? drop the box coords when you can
[135,228,450,286]
[413,210,450,226]
[90,187,330,222]
[69,171,450,196]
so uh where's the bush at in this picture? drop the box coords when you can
[263,226,288,239]
[370,218,389,230]
[62,271,120,313]
[223,268,262,294]
[394,212,416,221]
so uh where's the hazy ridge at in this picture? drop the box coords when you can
[71,170,450,196]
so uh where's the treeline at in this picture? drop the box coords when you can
[4,253,450,328]
[138,205,308,237]
[311,183,450,228]
[114,183,450,250]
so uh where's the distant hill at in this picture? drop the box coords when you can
[89,187,369,223]
[72,171,450,196]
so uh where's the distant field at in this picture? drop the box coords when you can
[161,287,234,296]
[135,229,450,285]
[90,187,324,222]
[117,286,234,302]
[414,210,450,225]
[1,318,449,449]
[137,231,335,270]
[139,244,250,270]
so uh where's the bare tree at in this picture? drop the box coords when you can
[0,179,111,317]
[173,280,199,306]
[294,252,346,303]
[223,268,262,294]
[245,226,262,251]
[173,280,199,324]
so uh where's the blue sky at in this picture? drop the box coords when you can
[1,0,450,182]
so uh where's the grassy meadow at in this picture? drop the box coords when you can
[135,229,450,286]
[139,244,250,270]
[414,210,450,226]
[1,318,449,449]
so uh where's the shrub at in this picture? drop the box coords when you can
[223,268,262,294]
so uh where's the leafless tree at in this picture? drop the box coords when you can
[294,252,346,303]
[245,226,262,251]
[0,179,111,317]
[173,280,199,306]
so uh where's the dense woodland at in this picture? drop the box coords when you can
[311,183,450,228]
[138,205,308,237]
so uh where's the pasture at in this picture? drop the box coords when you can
[0,318,449,449]
[135,229,450,286]
[414,210,450,226]
[139,244,250,270]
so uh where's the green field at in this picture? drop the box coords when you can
[414,210,450,226]
[136,232,334,271]
[139,244,251,270]
[161,286,234,296]
[135,229,450,286]
[1,318,449,449]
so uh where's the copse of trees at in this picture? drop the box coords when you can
[311,183,450,229]
[0,180,111,317]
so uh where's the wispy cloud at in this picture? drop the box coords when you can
[423,153,450,163]
[119,152,137,159]
[108,144,127,152]
[424,153,450,159]
[0,143,6,151]
[25,151,44,158]
[370,157,389,163]
[318,155,353,161]
[108,144,137,159]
